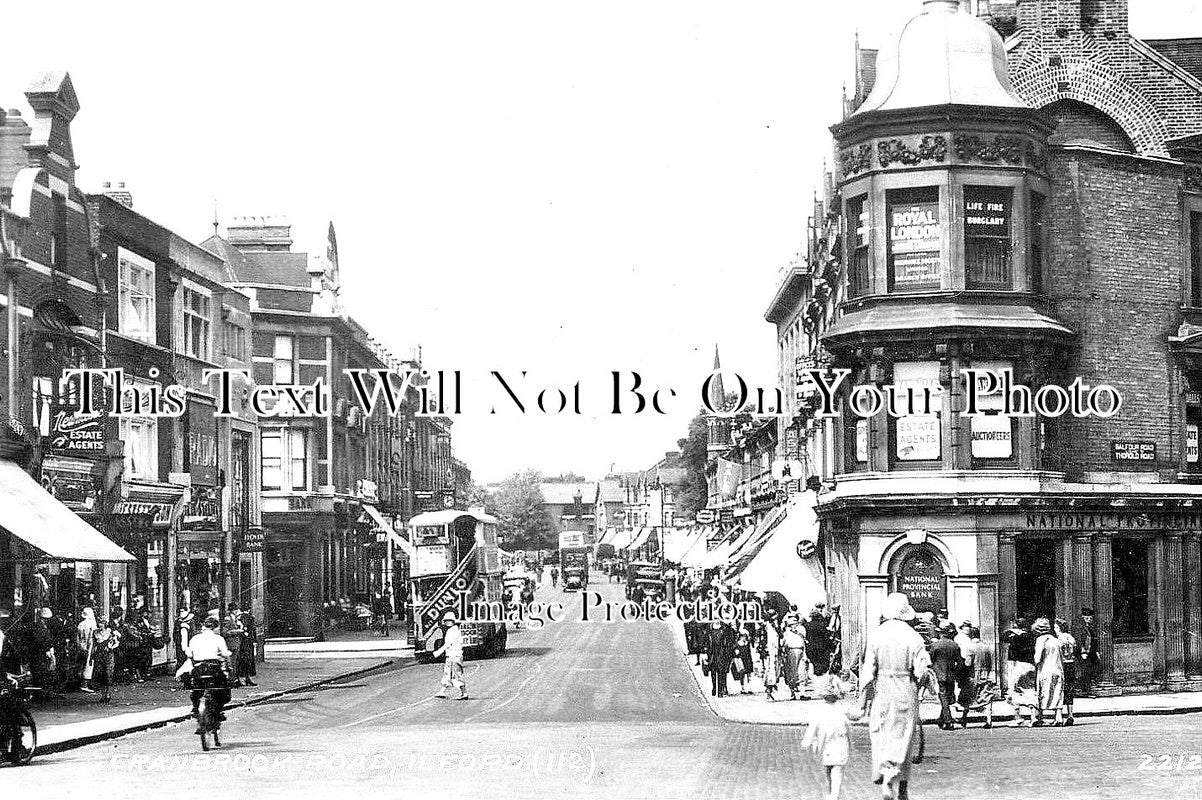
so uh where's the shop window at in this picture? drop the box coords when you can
[1190,210,1202,307]
[890,361,942,466]
[964,186,1012,289]
[887,187,941,292]
[1030,192,1047,294]
[847,194,871,298]
[968,360,1016,463]
[273,335,295,384]
[1016,538,1057,621]
[261,428,308,491]
[1113,537,1151,637]
[118,247,156,343]
[183,285,211,361]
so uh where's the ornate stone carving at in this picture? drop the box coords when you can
[877,136,947,168]
[954,134,1023,164]
[1025,141,1049,172]
[840,143,873,177]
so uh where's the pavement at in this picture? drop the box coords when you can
[5,575,1202,800]
[671,622,1202,726]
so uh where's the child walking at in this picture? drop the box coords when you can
[802,674,851,800]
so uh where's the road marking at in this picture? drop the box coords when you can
[337,664,483,728]
[462,662,542,723]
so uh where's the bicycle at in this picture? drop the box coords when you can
[189,662,230,752]
[0,673,38,766]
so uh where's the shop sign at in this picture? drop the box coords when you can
[695,509,715,524]
[1189,424,1199,465]
[718,508,734,524]
[236,527,266,552]
[106,513,158,546]
[855,419,869,463]
[1024,511,1202,531]
[185,399,217,486]
[1187,391,1202,407]
[889,202,941,290]
[895,547,945,614]
[970,415,1013,459]
[113,501,174,525]
[49,405,107,454]
[1111,440,1156,463]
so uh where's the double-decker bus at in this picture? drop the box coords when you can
[407,509,507,660]
[558,530,589,591]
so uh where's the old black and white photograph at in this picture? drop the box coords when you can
[2,1,1202,798]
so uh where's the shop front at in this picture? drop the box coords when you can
[823,482,1202,696]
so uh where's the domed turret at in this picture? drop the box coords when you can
[853,0,1027,115]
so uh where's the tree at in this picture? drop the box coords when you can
[492,469,556,551]
[675,410,710,519]
[543,472,587,483]
[466,481,498,517]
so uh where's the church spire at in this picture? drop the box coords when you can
[709,344,726,411]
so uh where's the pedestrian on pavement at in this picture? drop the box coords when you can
[551,566,559,588]
[782,612,808,700]
[731,631,754,694]
[238,604,259,686]
[222,603,246,682]
[433,611,468,700]
[372,591,391,637]
[706,621,736,697]
[805,606,834,679]
[1033,617,1064,726]
[761,610,782,701]
[860,592,931,800]
[1054,617,1077,726]
[962,626,997,728]
[1073,607,1098,697]
[929,624,963,730]
[30,608,56,692]
[75,607,97,693]
[802,674,851,800]
[1002,616,1039,726]
[92,616,122,704]
[174,608,195,670]
[954,621,973,661]
[827,604,843,674]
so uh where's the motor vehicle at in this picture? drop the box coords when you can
[559,531,589,591]
[407,509,508,660]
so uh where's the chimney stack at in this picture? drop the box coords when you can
[101,181,134,209]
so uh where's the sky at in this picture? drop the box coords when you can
[0,0,1198,482]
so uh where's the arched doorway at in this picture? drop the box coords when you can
[890,545,947,616]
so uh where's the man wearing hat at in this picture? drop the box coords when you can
[433,611,467,700]
[185,615,233,731]
[1073,607,1098,697]
[861,592,931,800]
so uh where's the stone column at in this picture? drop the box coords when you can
[998,532,1017,673]
[1166,532,1186,685]
[1092,532,1119,694]
[1071,533,1094,621]
[1187,532,1202,679]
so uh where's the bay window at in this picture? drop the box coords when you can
[262,428,309,491]
[964,186,1013,289]
[118,248,156,343]
[968,360,1016,462]
[890,361,942,465]
[887,187,941,292]
[183,285,212,360]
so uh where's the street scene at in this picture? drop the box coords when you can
[2,0,1202,798]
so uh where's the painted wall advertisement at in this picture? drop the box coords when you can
[889,201,941,290]
[185,398,218,486]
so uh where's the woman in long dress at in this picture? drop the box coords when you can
[861,593,932,800]
[75,608,97,693]
[1033,617,1064,726]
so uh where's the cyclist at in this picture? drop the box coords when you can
[185,615,232,733]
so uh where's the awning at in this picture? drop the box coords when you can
[0,460,135,562]
[821,300,1073,346]
[624,526,654,552]
[609,527,639,551]
[389,530,415,560]
[725,504,790,577]
[733,493,825,609]
[360,503,392,531]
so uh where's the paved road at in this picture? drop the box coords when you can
[4,577,1202,800]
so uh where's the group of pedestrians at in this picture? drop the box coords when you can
[1002,608,1097,727]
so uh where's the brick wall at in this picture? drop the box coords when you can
[1044,148,1184,477]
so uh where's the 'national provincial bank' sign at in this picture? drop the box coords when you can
[1024,511,1202,531]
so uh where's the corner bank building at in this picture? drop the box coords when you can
[787,0,1202,694]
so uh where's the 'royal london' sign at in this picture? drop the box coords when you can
[889,202,941,291]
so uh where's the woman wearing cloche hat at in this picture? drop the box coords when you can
[860,592,929,800]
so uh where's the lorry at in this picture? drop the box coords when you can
[406,509,508,660]
[626,560,665,601]
[558,530,589,591]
